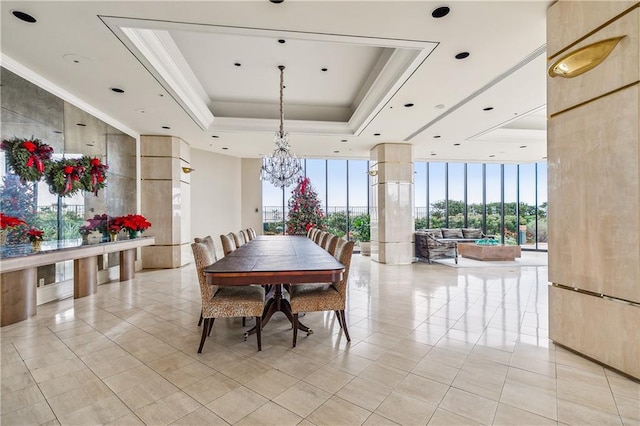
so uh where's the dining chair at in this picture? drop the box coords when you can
[245,228,254,241]
[319,232,330,248]
[314,230,326,244]
[324,234,339,255]
[220,233,236,256]
[247,227,257,239]
[290,239,354,347]
[191,242,265,352]
[232,231,246,248]
[238,230,248,245]
[306,227,316,239]
[194,235,216,326]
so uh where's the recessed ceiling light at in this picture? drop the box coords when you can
[430,153,437,156]
[53,130,62,134]
[453,143,460,146]
[86,143,94,147]
[158,93,164,97]
[520,145,527,148]
[431,6,450,18]
[211,135,219,138]
[76,123,86,127]
[489,154,495,158]
[543,156,547,159]
[12,10,36,23]
[222,147,229,150]
[162,126,170,129]
[135,108,146,114]
[483,107,494,111]
[455,52,470,60]
[435,104,445,109]
[404,103,414,108]
[433,135,441,138]
[110,87,125,94]
[278,39,286,44]
[234,62,242,67]
[341,139,347,143]
[374,133,381,136]
[333,150,339,153]
[321,68,328,72]
[270,0,284,3]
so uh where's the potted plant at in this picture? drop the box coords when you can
[27,228,44,252]
[352,214,371,256]
[0,213,26,246]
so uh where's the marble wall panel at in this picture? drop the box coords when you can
[547,1,637,58]
[548,8,640,116]
[548,85,640,303]
[141,180,175,246]
[549,285,640,379]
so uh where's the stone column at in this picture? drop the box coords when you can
[140,135,192,268]
[547,1,639,378]
[370,143,414,264]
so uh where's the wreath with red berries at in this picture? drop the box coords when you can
[44,158,85,197]
[0,137,54,182]
[77,156,108,196]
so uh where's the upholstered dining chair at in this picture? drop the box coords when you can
[307,227,316,239]
[314,230,326,245]
[191,242,265,352]
[324,234,339,256]
[290,239,354,347]
[238,230,248,245]
[319,232,330,248]
[232,231,246,248]
[194,235,216,326]
[220,233,236,256]
[247,227,257,240]
[245,228,254,241]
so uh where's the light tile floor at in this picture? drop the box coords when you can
[2,253,639,425]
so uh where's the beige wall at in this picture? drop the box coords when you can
[241,158,263,235]
[547,1,640,379]
[190,148,242,259]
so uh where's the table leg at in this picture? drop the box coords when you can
[1,268,37,326]
[120,248,136,281]
[245,284,312,336]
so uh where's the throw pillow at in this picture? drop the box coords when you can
[424,228,443,238]
[462,228,482,239]
[441,228,463,238]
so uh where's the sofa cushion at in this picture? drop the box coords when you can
[462,228,482,239]
[441,228,463,239]
[424,228,443,238]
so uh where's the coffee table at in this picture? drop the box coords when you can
[457,243,522,261]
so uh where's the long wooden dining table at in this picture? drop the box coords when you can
[204,235,345,336]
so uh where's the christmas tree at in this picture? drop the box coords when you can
[286,177,326,235]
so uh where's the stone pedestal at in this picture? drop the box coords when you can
[369,143,414,264]
[547,1,640,379]
[140,135,192,268]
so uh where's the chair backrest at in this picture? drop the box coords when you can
[325,234,339,255]
[220,233,236,256]
[191,242,218,304]
[333,239,355,298]
[194,235,215,255]
[314,230,325,244]
[306,227,315,238]
[247,227,257,239]
[319,232,330,248]
[238,230,248,245]
[245,228,254,241]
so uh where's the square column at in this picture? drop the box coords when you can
[140,135,192,268]
[370,143,414,264]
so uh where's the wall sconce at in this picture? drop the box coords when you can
[548,36,625,78]
[367,170,378,176]
[182,167,196,174]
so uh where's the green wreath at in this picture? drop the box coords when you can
[0,137,54,182]
[45,158,84,197]
[77,156,108,196]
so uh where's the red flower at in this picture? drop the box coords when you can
[0,213,26,230]
[27,228,44,241]
[91,158,100,166]
[22,141,36,152]
[64,166,74,174]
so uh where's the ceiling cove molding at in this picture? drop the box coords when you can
[405,44,548,141]
[211,117,352,135]
[120,27,215,131]
[0,53,139,139]
[101,16,436,137]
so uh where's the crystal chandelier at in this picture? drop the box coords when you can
[261,65,302,188]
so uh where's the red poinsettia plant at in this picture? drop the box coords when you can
[26,228,44,242]
[0,213,27,230]
[1,137,54,182]
[113,214,152,234]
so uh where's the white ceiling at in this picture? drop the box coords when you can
[0,1,551,163]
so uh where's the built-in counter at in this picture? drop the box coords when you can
[0,237,155,326]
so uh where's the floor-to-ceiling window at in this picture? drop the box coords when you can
[413,160,548,251]
[327,160,347,237]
